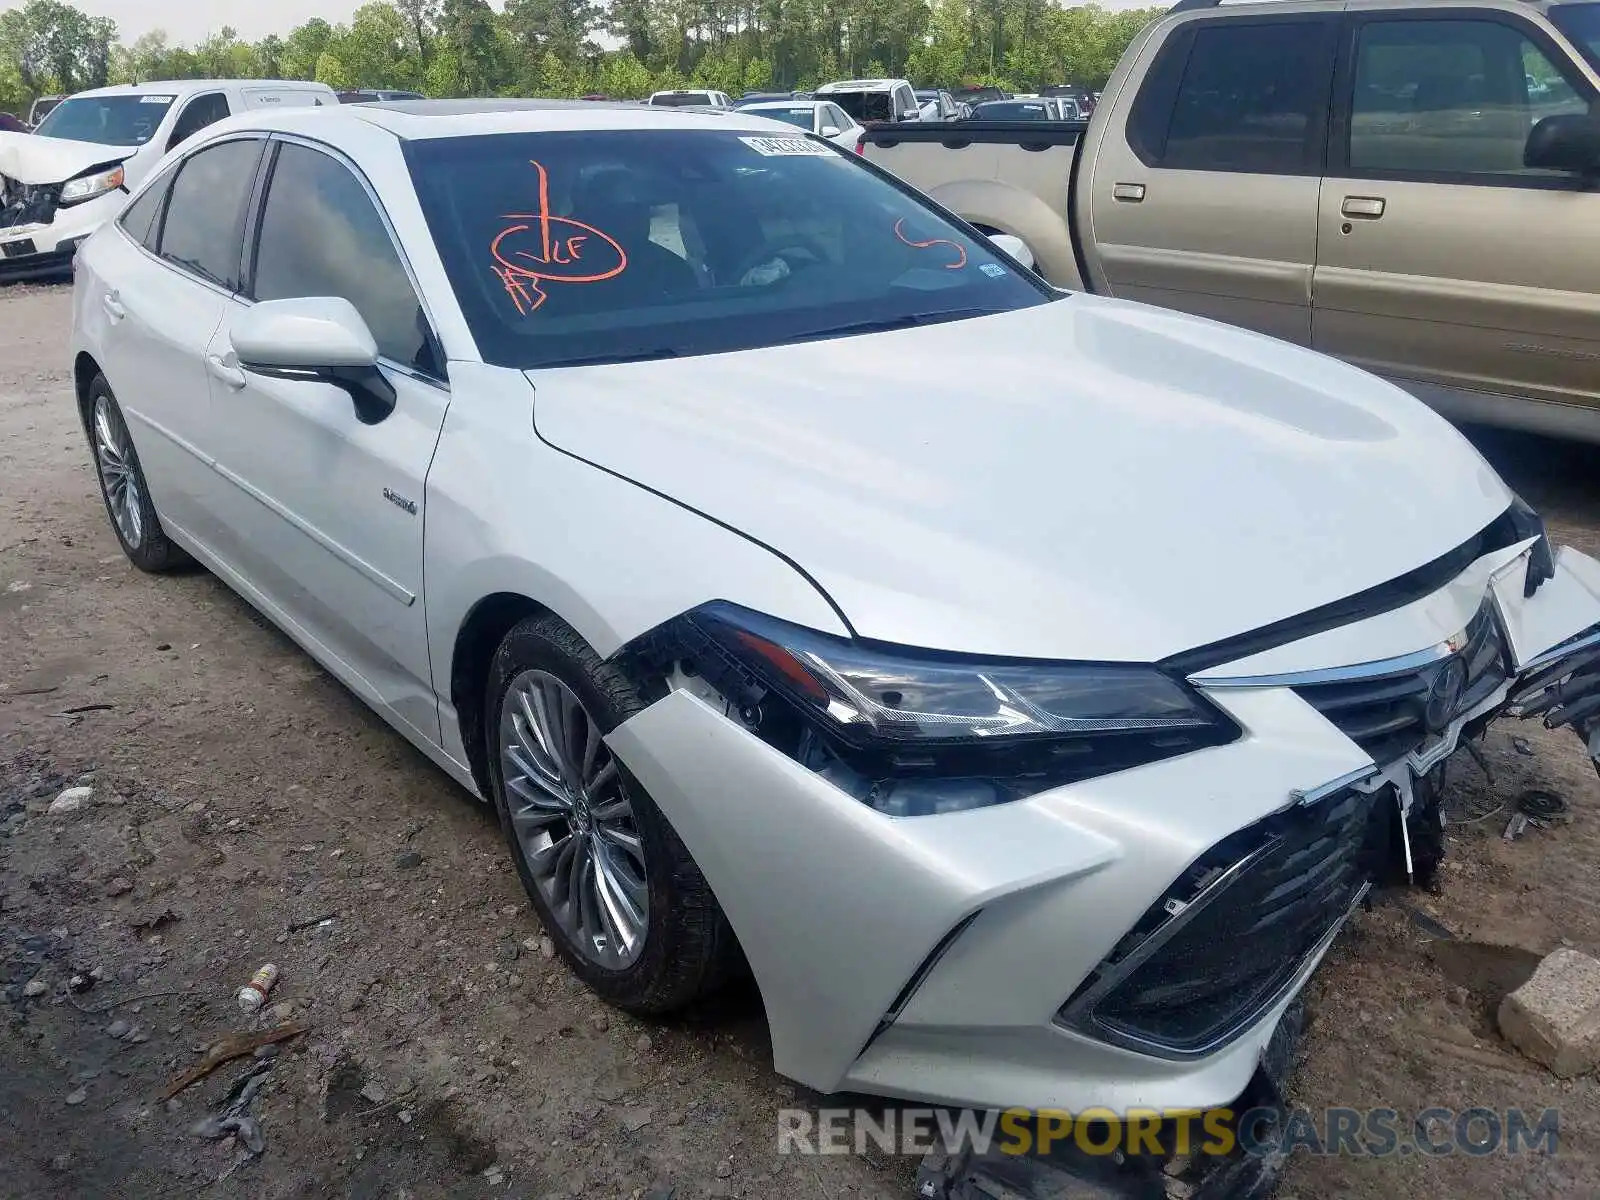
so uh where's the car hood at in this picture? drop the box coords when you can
[0,131,131,186]
[530,295,1512,663]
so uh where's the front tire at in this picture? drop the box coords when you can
[485,612,739,1013]
[87,376,190,573]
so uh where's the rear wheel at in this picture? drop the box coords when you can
[87,376,190,573]
[485,612,740,1013]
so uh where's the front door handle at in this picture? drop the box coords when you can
[1112,182,1146,203]
[1341,196,1386,219]
[206,353,247,390]
[102,292,125,322]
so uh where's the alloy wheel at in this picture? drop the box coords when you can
[93,395,144,550]
[499,669,649,969]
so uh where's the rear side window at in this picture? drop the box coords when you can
[252,143,438,375]
[1130,19,1336,172]
[159,139,262,290]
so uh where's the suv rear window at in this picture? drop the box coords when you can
[652,93,714,107]
[405,129,1051,370]
[826,91,894,123]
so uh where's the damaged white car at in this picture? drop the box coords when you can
[69,100,1600,1182]
[0,79,333,281]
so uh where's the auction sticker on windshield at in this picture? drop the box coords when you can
[740,136,833,156]
[140,95,175,104]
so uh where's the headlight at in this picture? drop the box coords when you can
[1506,494,1555,598]
[59,164,126,206]
[630,602,1239,816]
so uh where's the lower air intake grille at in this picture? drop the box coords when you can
[1295,602,1510,764]
[1059,785,1389,1058]
[0,178,60,232]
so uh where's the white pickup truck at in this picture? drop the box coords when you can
[860,0,1600,443]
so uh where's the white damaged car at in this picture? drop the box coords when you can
[0,79,333,281]
[68,100,1600,1172]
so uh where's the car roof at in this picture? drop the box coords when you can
[743,99,825,108]
[65,79,329,100]
[194,99,795,143]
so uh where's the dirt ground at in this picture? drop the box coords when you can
[3,280,1600,1200]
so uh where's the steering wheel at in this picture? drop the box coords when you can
[728,235,833,286]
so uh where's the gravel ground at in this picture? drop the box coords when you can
[3,279,1600,1200]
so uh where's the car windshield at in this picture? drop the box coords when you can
[33,94,174,145]
[1551,3,1600,71]
[746,106,815,129]
[974,101,1052,121]
[826,91,894,122]
[652,93,713,108]
[405,128,1051,370]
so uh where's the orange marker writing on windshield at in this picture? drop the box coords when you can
[490,161,628,314]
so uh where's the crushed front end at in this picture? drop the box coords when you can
[607,513,1600,1133]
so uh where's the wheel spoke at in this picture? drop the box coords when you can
[592,842,646,954]
[517,689,565,780]
[596,823,645,865]
[586,757,618,796]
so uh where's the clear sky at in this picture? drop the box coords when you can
[63,0,1152,46]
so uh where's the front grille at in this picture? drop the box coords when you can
[1296,602,1510,764]
[1060,784,1388,1057]
[0,177,60,232]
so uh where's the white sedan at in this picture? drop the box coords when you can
[70,100,1600,1140]
[737,99,865,149]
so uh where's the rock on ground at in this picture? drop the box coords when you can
[1499,947,1600,1077]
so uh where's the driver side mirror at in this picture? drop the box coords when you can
[1524,114,1600,177]
[820,124,841,138]
[987,233,1035,271]
[900,108,922,121]
[231,296,397,425]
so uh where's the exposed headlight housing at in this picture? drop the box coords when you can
[58,163,126,207]
[626,602,1239,816]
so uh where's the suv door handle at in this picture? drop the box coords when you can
[1341,196,1386,219]
[206,354,247,390]
[1112,183,1146,202]
[102,292,125,321]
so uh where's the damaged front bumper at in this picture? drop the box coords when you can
[607,538,1600,1120]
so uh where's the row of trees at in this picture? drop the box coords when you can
[1,0,1163,116]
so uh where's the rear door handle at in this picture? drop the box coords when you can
[206,353,247,390]
[102,292,125,321]
[1341,196,1386,219]
[1112,182,1146,203]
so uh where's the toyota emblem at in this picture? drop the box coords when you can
[1424,657,1470,735]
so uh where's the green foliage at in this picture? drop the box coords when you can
[2,0,1164,116]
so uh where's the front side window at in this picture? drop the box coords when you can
[1349,18,1592,177]
[252,143,437,375]
[1159,20,1333,172]
[33,95,174,146]
[159,139,262,290]
[169,93,233,149]
[405,129,1052,370]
